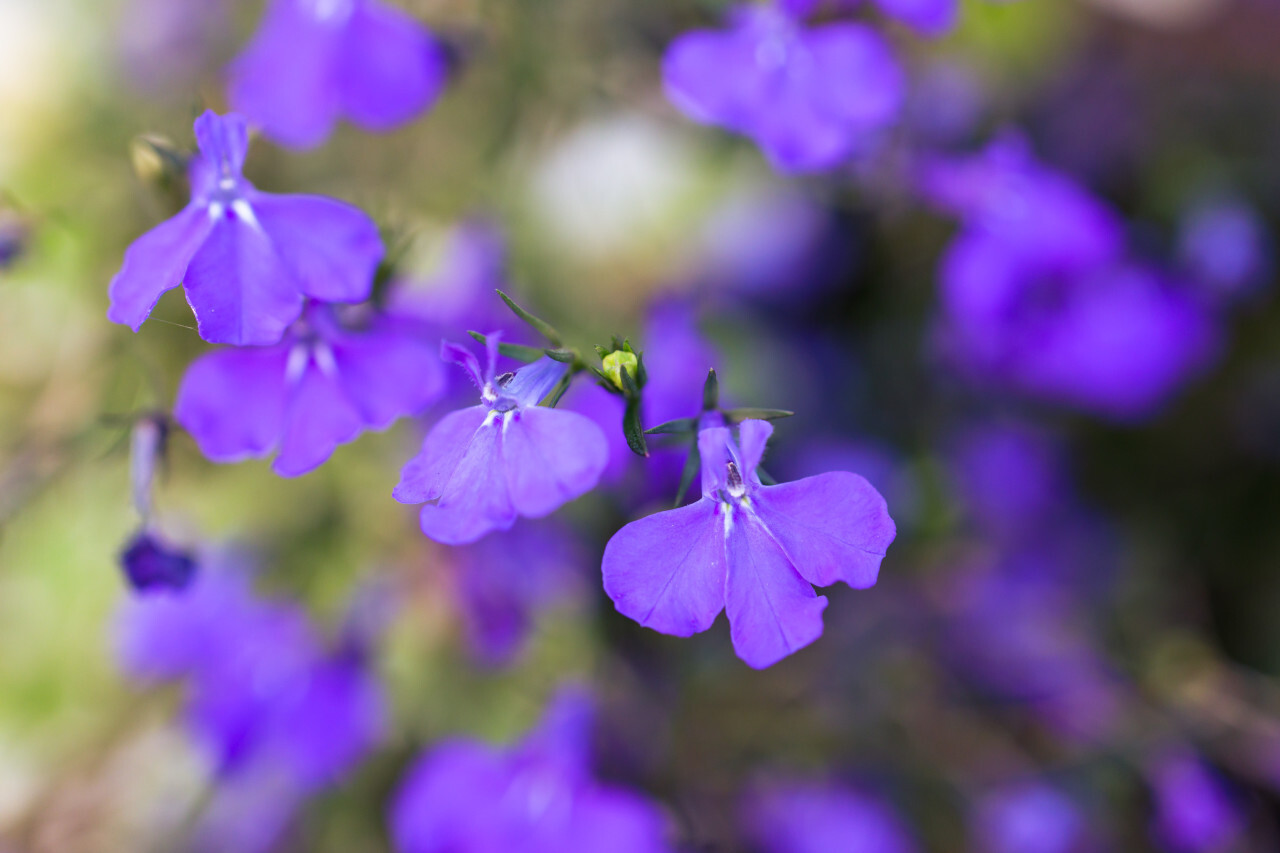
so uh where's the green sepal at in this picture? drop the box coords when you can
[624,398,649,457]
[701,368,719,411]
[723,407,794,423]
[644,417,698,435]
[673,441,701,507]
[496,289,563,346]
[467,331,546,363]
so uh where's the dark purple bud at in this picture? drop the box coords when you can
[119,531,197,593]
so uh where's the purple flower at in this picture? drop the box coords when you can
[228,0,448,149]
[974,784,1088,853]
[394,337,609,545]
[389,688,671,853]
[1178,196,1272,305]
[108,111,383,346]
[117,558,385,788]
[745,781,916,853]
[449,520,587,665]
[923,136,1219,420]
[781,0,958,37]
[1148,752,1244,853]
[119,530,198,592]
[174,303,444,477]
[663,4,903,172]
[603,419,895,669]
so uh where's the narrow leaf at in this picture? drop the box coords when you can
[545,348,576,363]
[673,441,701,507]
[544,374,572,408]
[644,417,698,435]
[467,331,546,363]
[756,466,778,486]
[496,290,563,346]
[722,407,794,423]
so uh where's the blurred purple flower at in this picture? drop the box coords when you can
[1178,196,1272,305]
[394,338,609,545]
[116,0,230,95]
[745,781,916,853]
[108,111,383,345]
[603,419,895,669]
[449,520,587,665]
[228,0,448,149]
[974,784,1088,853]
[390,688,671,853]
[1148,752,1244,853]
[117,559,386,788]
[923,136,1218,420]
[945,421,1068,542]
[942,555,1123,740]
[386,219,513,333]
[174,303,444,477]
[663,4,903,172]
[119,530,198,593]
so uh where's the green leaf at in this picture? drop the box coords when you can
[545,348,576,363]
[467,331,546,363]
[722,407,794,423]
[624,399,649,457]
[497,290,563,346]
[702,368,719,411]
[644,417,698,435]
[673,441,700,507]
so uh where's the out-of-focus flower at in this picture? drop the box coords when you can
[228,0,448,149]
[116,0,230,96]
[174,303,443,477]
[387,219,513,333]
[603,419,895,668]
[1147,752,1244,853]
[448,520,586,665]
[974,784,1089,853]
[1177,196,1272,305]
[389,688,671,853]
[117,558,386,789]
[923,135,1219,420]
[744,780,917,853]
[119,531,198,593]
[0,208,30,271]
[394,338,608,545]
[108,111,383,345]
[663,4,903,172]
[906,61,987,145]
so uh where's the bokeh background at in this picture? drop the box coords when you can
[4,0,1280,850]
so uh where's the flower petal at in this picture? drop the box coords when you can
[725,512,828,668]
[249,193,382,304]
[183,213,304,346]
[501,407,608,517]
[193,110,250,175]
[273,364,365,477]
[418,417,515,544]
[227,1,340,148]
[331,323,445,428]
[602,498,726,637]
[806,23,903,126]
[737,418,773,475]
[334,0,448,130]
[874,0,958,37]
[750,472,896,589]
[390,740,509,853]
[663,29,759,128]
[174,344,290,462]
[107,205,215,331]
[393,406,488,504]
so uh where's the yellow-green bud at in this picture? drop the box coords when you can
[602,350,639,390]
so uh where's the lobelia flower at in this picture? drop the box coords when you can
[1177,195,1272,305]
[390,688,671,853]
[174,302,444,477]
[603,418,895,669]
[663,3,903,172]
[394,337,609,545]
[974,784,1089,853]
[108,110,383,346]
[228,0,449,148]
[783,0,958,38]
[921,135,1219,420]
[117,554,386,811]
[1147,752,1244,853]
[744,781,917,853]
[447,520,587,666]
